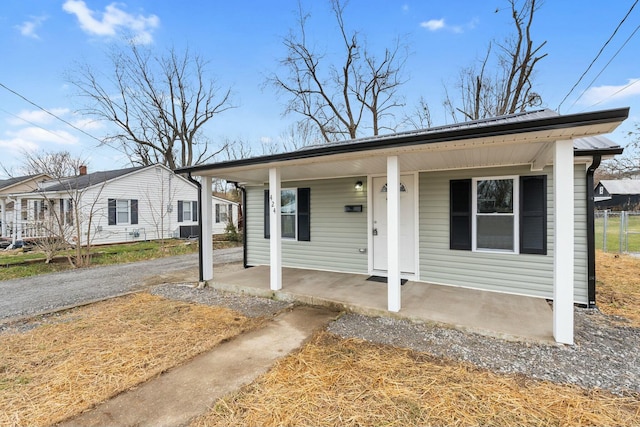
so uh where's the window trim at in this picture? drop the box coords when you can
[116,199,131,225]
[264,188,311,242]
[108,198,138,226]
[472,176,519,254]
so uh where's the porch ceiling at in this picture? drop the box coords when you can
[204,134,560,184]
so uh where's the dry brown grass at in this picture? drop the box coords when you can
[0,293,261,427]
[596,251,640,327]
[193,332,640,427]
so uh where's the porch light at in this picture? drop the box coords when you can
[355,181,363,191]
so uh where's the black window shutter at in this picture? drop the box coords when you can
[177,200,183,222]
[264,190,270,239]
[298,188,311,241]
[215,204,220,223]
[520,176,547,255]
[130,199,138,225]
[108,199,116,225]
[192,201,198,222]
[450,179,472,250]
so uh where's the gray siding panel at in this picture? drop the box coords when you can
[419,164,588,304]
[246,177,368,273]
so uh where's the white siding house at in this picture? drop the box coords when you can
[1,165,199,246]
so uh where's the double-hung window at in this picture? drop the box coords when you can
[450,175,546,255]
[473,177,517,252]
[280,189,297,239]
[177,201,198,222]
[108,199,138,225]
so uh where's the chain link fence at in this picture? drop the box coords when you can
[595,210,640,253]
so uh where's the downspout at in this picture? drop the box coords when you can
[586,155,601,308]
[229,181,248,269]
[241,185,248,269]
[187,172,204,283]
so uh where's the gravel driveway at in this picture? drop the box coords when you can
[0,247,241,322]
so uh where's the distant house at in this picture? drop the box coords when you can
[0,164,199,246]
[0,173,52,245]
[212,195,240,235]
[595,180,640,211]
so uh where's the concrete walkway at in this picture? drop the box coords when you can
[58,305,337,427]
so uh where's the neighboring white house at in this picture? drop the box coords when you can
[0,164,199,246]
[178,107,630,345]
[212,195,240,235]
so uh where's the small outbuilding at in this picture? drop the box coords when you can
[595,179,640,211]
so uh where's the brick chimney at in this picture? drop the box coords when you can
[79,165,87,176]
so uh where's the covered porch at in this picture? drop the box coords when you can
[211,265,554,343]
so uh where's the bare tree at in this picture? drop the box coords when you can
[20,150,86,178]
[596,123,640,180]
[402,97,433,130]
[68,42,234,169]
[444,0,547,122]
[269,0,408,142]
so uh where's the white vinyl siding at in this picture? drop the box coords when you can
[419,164,588,304]
[246,177,368,273]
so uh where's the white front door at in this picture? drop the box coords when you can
[372,174,416,274]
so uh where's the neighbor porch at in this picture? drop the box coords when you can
[211,265,554,343]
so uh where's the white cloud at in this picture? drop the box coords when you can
[6,108,71,126]
[579,78,640,105]
[420,17,477,34]
[420,19,445,31]
[6,127,79,145]
[62,0,159,44]
[15,15,47,39]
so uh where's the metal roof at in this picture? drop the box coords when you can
[598,179,640,195]
[177,107,629,177]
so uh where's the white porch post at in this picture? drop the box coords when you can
[201,176,214,281]
[387,156,401,312]
[0,199,6,237]
[553,139,574,344]
[269,167,282,291]
[14,198,22,245]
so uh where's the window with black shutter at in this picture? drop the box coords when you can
[450,179,472,250]
[520,175,547,254]
[264,188,310,241]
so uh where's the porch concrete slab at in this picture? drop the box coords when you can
[212,266,554,343]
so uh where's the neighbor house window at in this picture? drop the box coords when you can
[450,175,546,255]
[178,201,198,222]
[108,199,138,225]
[60,199,74,226]
[215,204,228,223]
[264,188,311,241]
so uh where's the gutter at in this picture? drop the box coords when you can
[586,155,602,308]
[241,185,248,269]
[186,172,204,284]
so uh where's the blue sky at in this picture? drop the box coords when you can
[1,1,639,178]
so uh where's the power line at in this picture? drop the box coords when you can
[568,22,640,111]
[0,107,77,142]
[557,0,639,112]
[0,81,104,144]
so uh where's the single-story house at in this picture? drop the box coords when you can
[594,179,640,211]
[1,164,199,246]
[178,107,629,345]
